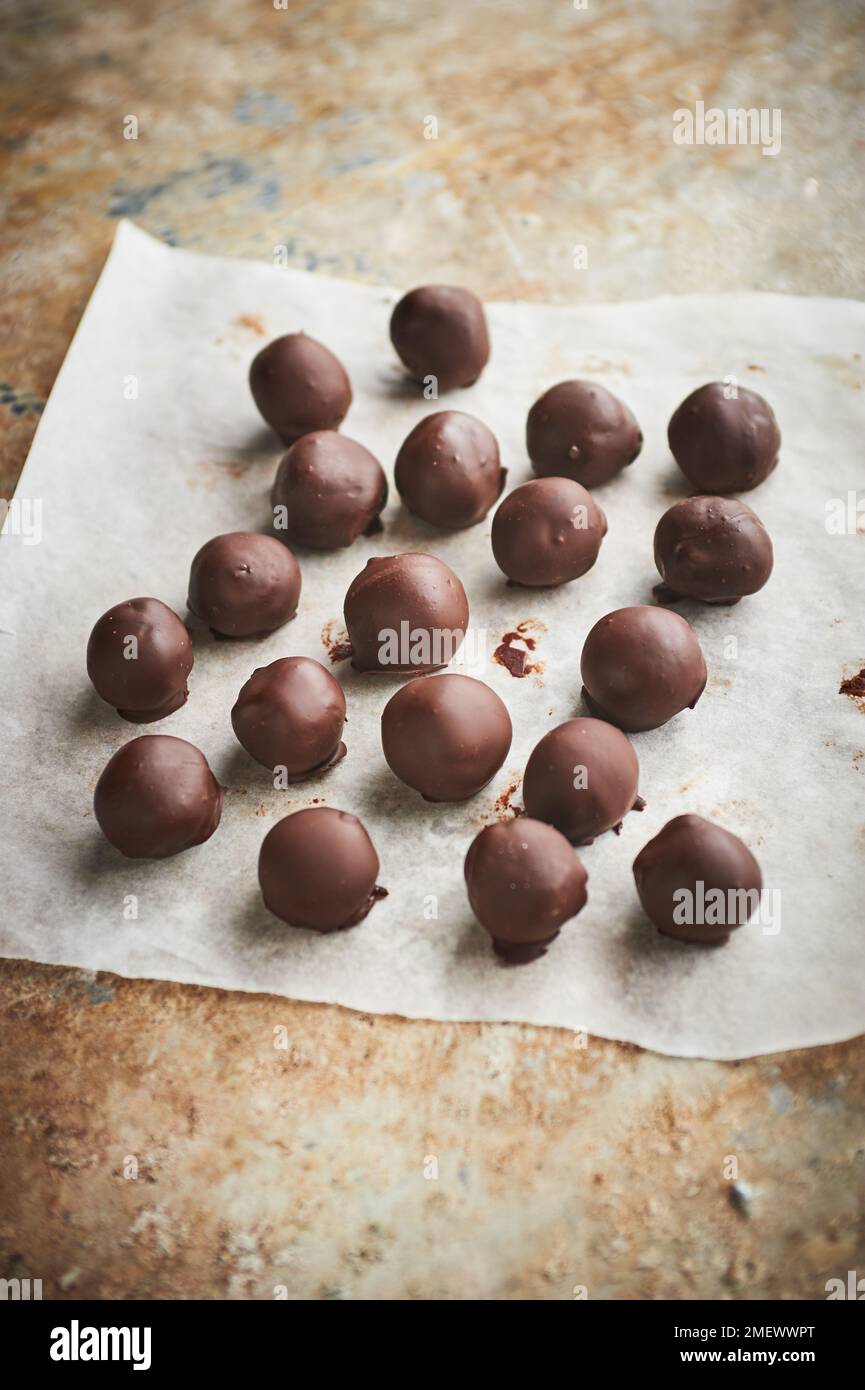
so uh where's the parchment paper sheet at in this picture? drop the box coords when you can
[2,221,863,1059]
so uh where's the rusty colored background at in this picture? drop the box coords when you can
[1,0,863,1300]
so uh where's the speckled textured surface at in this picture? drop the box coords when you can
[1,0,864,1299]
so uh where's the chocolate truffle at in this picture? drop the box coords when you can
[668,382,780,492]
[464,817,588,963]
[94,735,223,859]
[271,431,387,550]
[526,380,643,489]
[523,716,642,845]
[187,532,301,638]
[654,495,774,605]
[581,606,707,733]
[344,552,469,674]
[231,656,346,777]
[258,807,383,931]
[381,674,511,801]
[491,477,607,588]
[249,332,352,445]
[633,814,762,945]
[86,597,193,723]
[394,411,504,529]
[389,285,490,391]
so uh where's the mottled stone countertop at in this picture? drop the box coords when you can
[1,0,863,1299]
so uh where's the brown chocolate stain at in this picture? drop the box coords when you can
[578,354,633,376]
[840,666,865,709]
[494,776,525,821]
[493,619,546,681]
[816,354,864,391]
[234,313,266,336]
[470,770,525,828]
[321,619,352,664]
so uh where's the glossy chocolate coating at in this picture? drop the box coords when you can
[526,380,643,489]
[668,382,780,492]
[187,532,301,638]
[381,673,511,802]
[633,813,762,944]
[394,411,504,529]
[258,807,383,931]
[389,285,490,391]
[271,430,387,550]
[86,597,193,723]
[465,817,588,963]
[343,552,469,674]
[249,332,352,445]
[654,495,774,605]
[523,716,642,846]
[93,734,223,859]
[581,605,707,733]
[231,656,346,777]
[491,476,607,587]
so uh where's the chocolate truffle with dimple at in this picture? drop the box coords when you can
[390,286,490,391]
[465,817,588,963]
[344,552,469,674]
[258,807,384,932]
[523,716,642,845]
[188,532,301,638]
[668,382,780,492]
[654,495,774,605]
[94,735,223,859]
[581,606,707,733]
[633,814,762,945]
[249,332,352,445]
[381,674,511,802]
[395,411,504,529]
[491,476,607,588]
[231,656,346,777]
[87,597,193,723]
[527,380,643,489]
[271,431,387,550]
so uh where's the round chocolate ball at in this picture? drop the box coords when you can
[581,606,707,733]
[526,380,643,488]
[464,817,588,963]
[86,597,193,723]
[187,532,301,638]
[94,735,223,859]
[231,656,346,777]
[654,495,774,605]
[633,813,762,945]
[523,716,642,845]
[344,552,470,674]
[271,430,387,550]
[381,674,511,802]
[258,807,383,932]
[249,332,352,445]
[389,285,490,391]
[668,382,780,492]
[491,476,607,588]
[394,411,504,529]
